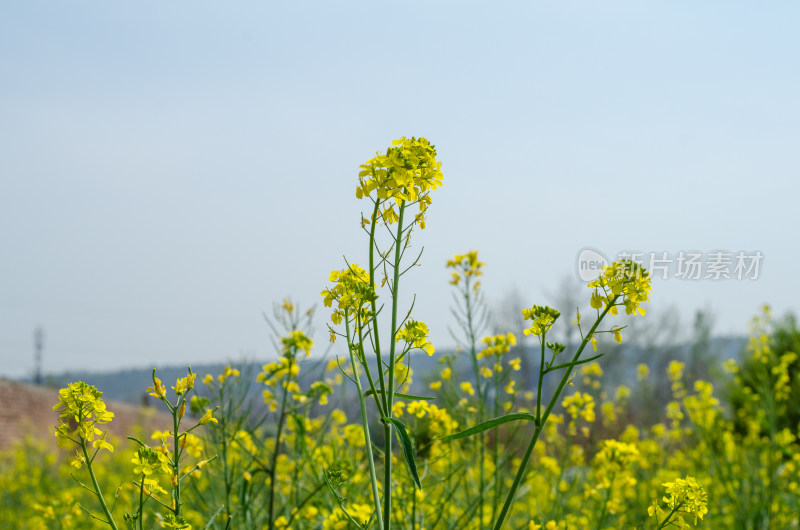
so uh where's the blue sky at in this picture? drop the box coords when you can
[2,1,798,378]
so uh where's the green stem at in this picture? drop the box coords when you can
[346,316,384,530]
[172,406,182,518]
[596,472,615,530]
[138,474,144,530]
[463,274,487,525]
[411,479,417,530]
[268,355,294,529]
[368,200,388,414]
[491,369,500,522]
[383,201,407,530]
[492,301,616,529]
[464,276,484,403]
[537,338,545,422]
[356,314,388,419]
[285,481,326,527]
[218,386,232,524]
[656,502,683,529]
[81,441,119,530]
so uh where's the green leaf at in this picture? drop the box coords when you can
[384,418,421,489]
[545,352,604,373]
[363,389,434,401]
[438,413,537,442]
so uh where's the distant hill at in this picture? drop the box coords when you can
[41,362,257,405]
[34,353,445,407]
[26,336,747,408]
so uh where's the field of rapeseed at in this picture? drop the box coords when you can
[2,138,798,529]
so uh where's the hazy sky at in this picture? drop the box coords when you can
[2,1,798,379]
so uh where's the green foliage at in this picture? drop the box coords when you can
[728,308,800,435]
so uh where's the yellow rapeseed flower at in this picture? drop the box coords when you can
[199,408,218,425]
[172,372,196,395]
[321,264,376,325]
[477,332,517,358]
[396,319,435,356]
[588,259,652,316]
[522,306,560,337]
[281,330,314,357]
[53,382,114,450]
[147,377,167,399]
[356,137,443,229]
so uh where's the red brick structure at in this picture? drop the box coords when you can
[0,378,172,450]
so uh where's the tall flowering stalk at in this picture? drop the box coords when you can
[54,382,118,529]
[138,369,218,529]
[322,137,443,529]
[257,301,316,530]
[195,364,245,527]
[446,251,490,523]
[445,250,524,523]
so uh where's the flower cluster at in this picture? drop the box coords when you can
[147,369,199,420]
[394,401,458,436]
[201,366,241,389]
[53,382,115,451]
[321,264,376,326]
[446,250,485,288]
[476,332,517,359]
[163,514,192,529]
[561,391,596,436]
[396,319,435,356]
[258,358,300,388]
[308,381,333,406]
[281,330,314,357]
[522,305,561,336]
[588,259,652,316]
[562,392,596,423]
[132,446,170,497]
[172,373,197,396]
[356,137,443,228]
[595,439,639,469]
[147,377,168,400]
[648,476,708,527]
